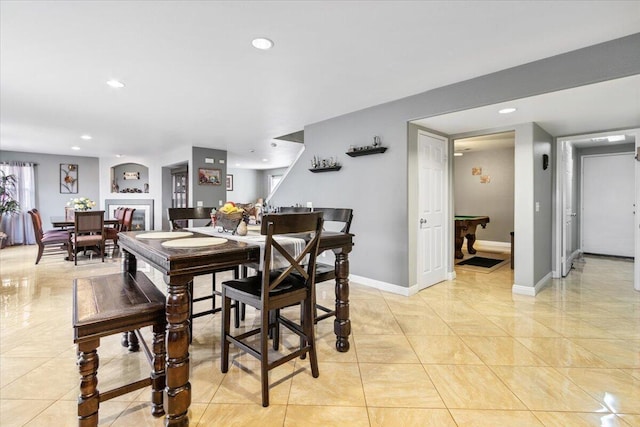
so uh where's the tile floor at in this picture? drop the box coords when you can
[1,245,639,426]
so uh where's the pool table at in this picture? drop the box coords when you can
[454,215,490,259]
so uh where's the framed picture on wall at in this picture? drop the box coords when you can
[60,163,78,194]
[226,174,234,191]
[198,168,221,185]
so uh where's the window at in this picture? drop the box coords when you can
[269,174,282,195]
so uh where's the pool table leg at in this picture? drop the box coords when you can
[455,234,465,259]
[466,233,478,254]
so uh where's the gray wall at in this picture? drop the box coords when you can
[0,150,100,232]
[271,33,640,290]
[227,168,261,204]
[192,147,227,208]
[532,124,554,285]
[454,148,514,243]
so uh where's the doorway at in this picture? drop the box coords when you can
[556,129,639,289]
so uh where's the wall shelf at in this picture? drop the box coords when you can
[309,166,342,173]
[346,146,387,157]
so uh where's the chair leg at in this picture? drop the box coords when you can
[77,338,100,427]
[272,309,280,351]
[260,307,270,407]
[150,323,166,417]
[35,243,44,264]
[304,298,319,378]
[220,290,231,373]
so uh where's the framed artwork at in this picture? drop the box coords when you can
[123,171,140,180]
[198,168,221,185]
[226,174,234,191]
[60,163,78,194]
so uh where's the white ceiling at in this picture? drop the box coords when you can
[1,1,639,169]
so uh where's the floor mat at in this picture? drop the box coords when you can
[457,256,504,268]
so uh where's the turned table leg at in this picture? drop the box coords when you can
[334,251,351,352]
[164,274,192,427]
[77,339,100,427]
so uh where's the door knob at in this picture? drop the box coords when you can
[420,218,427,224]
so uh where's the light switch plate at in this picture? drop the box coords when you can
[205,158,214,164]
[197,201,203,207]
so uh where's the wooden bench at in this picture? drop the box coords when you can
[73,271,166,427]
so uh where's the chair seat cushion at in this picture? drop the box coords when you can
[224,271,307,298]
[42,232,70,244]
[73,234,103,245]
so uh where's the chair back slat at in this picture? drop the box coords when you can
[167,207,216,230]
[313,207,353,233]
[122,208,135,231]
[75,210,105,234]
[260,212,323,294]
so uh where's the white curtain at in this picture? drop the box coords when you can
[0,162,36,246]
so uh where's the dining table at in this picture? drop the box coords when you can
[50,215,120,229]
[117,227,354,427]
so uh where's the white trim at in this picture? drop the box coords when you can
[474,240,511,253]
[349,274,416,296]
[512,271,552,296]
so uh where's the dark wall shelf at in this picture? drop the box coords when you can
[309,166,342,173]
[346,147,388,157]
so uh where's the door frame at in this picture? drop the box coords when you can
[554,128,639,291]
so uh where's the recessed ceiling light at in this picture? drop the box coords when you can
[106,79,125,88]
[80,134,92,140]
[262,158,268,162]
[252,37,274,50]
[115,154,124,158]
[498,107,517,114]
[270,142,277,148]
[71,146,80,150]
[454,152,463,157]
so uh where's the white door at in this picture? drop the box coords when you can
[417,130,447,288]
[582,153,635,257]
[561,142,576,276]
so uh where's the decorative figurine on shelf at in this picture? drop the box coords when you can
[373,136,381,147]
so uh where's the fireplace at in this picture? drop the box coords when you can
[105,199,154,231]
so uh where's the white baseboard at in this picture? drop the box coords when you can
[475,240,511,253]
[348,274,415,296]
[512,271,552,296]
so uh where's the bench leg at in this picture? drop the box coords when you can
[77,338,100,427]
[151,323,166,417]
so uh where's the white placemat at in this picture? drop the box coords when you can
[161,237,228,248]
[136,231,193,239]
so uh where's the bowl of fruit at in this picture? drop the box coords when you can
[215,202,244,233]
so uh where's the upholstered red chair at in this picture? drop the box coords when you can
[28,209,70,264]
[104,207,126,249]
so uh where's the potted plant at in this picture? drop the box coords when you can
[0,170,20,247]
[0,170,20,216]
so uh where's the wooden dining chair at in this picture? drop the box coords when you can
[121,208,135,231]
[104,207,127,250]
[28,209,70,264]
[310,208,353,322]
[220,212,323,407]
[278,206,312,213]
[68,210,106,265]
[167,207,242,339]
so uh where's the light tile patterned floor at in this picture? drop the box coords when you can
[1,245,639,426]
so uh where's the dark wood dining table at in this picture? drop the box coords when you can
[50,216,120,228]
[118,229,354,427]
